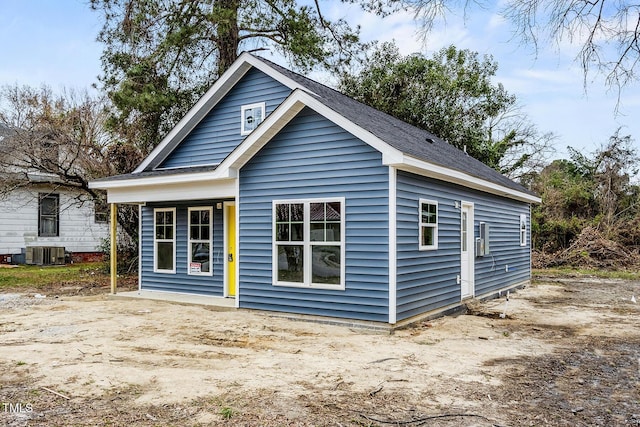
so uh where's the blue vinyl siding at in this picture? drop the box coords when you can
[396,171,531,321]
[140,200,226,295]
[474,196,531,296]
[160,68,291,168]
[238,108,390,322]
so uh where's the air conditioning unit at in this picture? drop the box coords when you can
[25,247,65,265]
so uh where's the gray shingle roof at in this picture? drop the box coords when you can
[95,164,219,182]
[255,56,535,196]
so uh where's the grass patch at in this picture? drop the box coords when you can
[534,268,640,281]
[0,262,107,290]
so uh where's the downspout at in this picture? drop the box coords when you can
[110,202,117,294]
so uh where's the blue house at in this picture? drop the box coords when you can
[90,53,540,326]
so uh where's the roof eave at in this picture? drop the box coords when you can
[392,155,541,204]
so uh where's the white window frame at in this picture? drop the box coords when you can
[187,206,213,276]
[419,199,438,250]
[272,197,346,290]
[519,213,527,246]
[153,207,176,274]
[240,102,266,135]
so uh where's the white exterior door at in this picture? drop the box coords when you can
[460,202,475,298]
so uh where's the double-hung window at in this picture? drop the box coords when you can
[274,198,345,289]
[188,207,212,275]
[419,199,438,250]
[38,193,59,237]
[154,208,175,273]
[519,214,527,246]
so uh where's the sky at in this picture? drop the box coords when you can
[1,0,638,162]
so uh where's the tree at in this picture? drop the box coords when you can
[568,129,639,232]
[400,0,640,93]
[529,130,640,252]
[339,42,553,176]
[0,84,140,239]
[90,0,367,155]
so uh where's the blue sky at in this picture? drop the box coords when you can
[1,0,638,162]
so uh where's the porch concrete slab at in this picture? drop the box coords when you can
[109,290,236,311]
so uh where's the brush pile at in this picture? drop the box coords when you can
[533,226,640,269]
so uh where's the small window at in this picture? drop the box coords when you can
[94,198,109,223]
[241,102,265,135]
[188,207,212,275]
[273,198,345,289]
[154,208,176,273]
[38,193,59,237]
[519,214,527,246]
[419,199,438,250]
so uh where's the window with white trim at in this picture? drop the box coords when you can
[188,207,212,275]
[273,198,345,289]
[240,102,265,135]
[419,199,438,250]
[519,214,527,246]
[154,208,175,273]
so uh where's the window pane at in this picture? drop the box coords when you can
[190,225,200,241]
[41,218,56,235]
[326,202,341,220]
[201,225,210,239]
[312,245,341,285]
[201,210,209,224]
[41,197,57,215]
[191,243,210,273]
[422,203,436,224]
[276,223,289,241]
[326,223,341,242]
[156,211,164,225]
[422,226,434,246]
[290,203,304,221]
[290,223,304,241]
[310,223,324,242]
[310,203,324,221]
[165,211,173,224]
[190,210,199,225]
[277,245,303,282]
[165,226,173,239]
[157,242,174,270]
[156,226,165,240]
[275,204,289,222]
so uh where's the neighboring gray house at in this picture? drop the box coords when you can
[0,125,109,265]
[91,53,540,325]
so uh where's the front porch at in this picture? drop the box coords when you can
[110,290,236,310]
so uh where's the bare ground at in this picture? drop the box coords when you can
[0,276,639,426]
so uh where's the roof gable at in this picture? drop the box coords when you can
[156,67,292,170]
[101,52,538,203]
[134,52,312,173]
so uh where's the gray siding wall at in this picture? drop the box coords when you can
[160,68,292,168]
[238,108,390,322]
[396,171,531,321]
[140,200,226,295]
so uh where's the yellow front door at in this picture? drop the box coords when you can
[226,204,236,297]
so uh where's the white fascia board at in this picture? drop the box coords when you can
[223,89,404,171]
[106,178,236,204]
[134,53,313,173]
[394,156,542,204]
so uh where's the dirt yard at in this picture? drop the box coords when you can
[1,276,639,426]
